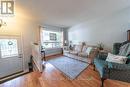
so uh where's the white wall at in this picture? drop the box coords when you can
[68,7,130,51]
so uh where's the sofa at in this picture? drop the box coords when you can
[94,41,130,87]
[63,43,98,64]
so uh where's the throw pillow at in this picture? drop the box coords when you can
[85,47,93,55]
[106,53,128,64]
[119,43,130,56]
[82,46,87,52]
[74,45,82,52]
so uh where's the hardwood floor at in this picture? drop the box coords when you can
[39,63,130,87]
[0,71,42,87]
[0,56,130,87]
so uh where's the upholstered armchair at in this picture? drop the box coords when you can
[93,41,130,87]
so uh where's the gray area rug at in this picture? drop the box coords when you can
[47,56,89,79]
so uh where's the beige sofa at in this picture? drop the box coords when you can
[63,44,98,64]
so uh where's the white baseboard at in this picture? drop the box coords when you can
[0,71,29,82]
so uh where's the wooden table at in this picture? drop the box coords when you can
[41,50,46,61]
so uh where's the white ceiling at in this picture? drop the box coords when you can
[17,0,130,27]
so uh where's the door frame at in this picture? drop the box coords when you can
[0,35,25,72]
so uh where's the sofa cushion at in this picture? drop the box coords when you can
[78,46,94,57]
[106,53,128,64]
[69,51,78,55]
[66,53,89,63]
[78,52,88,57]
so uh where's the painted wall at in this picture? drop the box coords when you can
[0,3,40,71]
[68,7,130,51]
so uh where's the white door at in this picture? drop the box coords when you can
[0,36,23,78]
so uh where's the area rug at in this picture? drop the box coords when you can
[47,56,89,79]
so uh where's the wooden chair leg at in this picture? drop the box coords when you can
[93,64,96,71]
[101,78,105,87]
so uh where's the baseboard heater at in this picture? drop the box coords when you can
[45,48,63,57]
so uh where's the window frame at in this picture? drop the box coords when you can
[0,39,19,59]
[41,29,63,49]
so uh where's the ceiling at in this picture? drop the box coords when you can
[17,0,130,27]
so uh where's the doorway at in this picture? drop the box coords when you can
[0,36,23,79]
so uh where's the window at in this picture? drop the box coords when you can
[50,33,57,41]
[41,30,63,49]
[0,39,18,58]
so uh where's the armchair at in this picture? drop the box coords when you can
[94,41,130,87]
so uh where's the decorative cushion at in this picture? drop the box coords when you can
[74,45,82,52]
[106,53,128,64]
[78,52,88,57]
[82,46,87,52]
[119,43,130,56]
[85,47,93,55]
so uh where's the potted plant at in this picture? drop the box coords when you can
[97,43,104,50]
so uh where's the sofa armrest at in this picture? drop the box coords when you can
[94,58,109,78]
[112,43,122,55]
[108,62,130,70]
[88,48,99,59]
[126,55,130,64]
[97,52,108,61]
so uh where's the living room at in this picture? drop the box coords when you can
[0,0,130,87]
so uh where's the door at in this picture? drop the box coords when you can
[0,36,23,78]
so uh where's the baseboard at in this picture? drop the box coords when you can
[0,71,29,84]
[45,53,63,58]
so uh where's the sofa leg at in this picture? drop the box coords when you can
[101,78,105,87]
